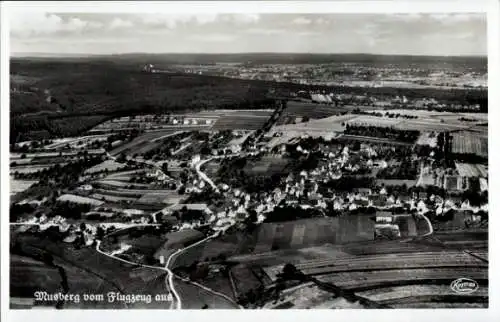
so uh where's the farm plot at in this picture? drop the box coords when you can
[296,251,486,276]
[212,115,271,131]
[85,160,127,174]
[244,156,291,175]
[198,274,236,301]
[316,267,488,291]
[108,130,181,156]
[390,301,487,309]
[268,284,360,309]
[137,192,184,205]
[92,187,144,199]
[10,178,38,194]
[340,239,446,256]
[104,170,145,180]
[93,180,151,189]
[255,216,375,253]
[451,132,488,157]
[254,218,335,253]
[357,284,488,302]
[277,101,347,125]
[229,264,263,299]
[173,277,239,309]
[90,193,138,203]
[271,114,353,135]
[57,194,104,206]
[10,255,64,302]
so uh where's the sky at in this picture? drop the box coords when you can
[9,12,487,56]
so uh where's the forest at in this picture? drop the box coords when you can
[10,57,487,143]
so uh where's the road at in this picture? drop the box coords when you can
[95,229,239,310]
[194,152,245,192]
[419,213,434,237]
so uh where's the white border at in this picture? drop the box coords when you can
[0,0,491,14]
[1,1,498,322]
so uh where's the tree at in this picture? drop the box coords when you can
[161,162,169,174]
[96,226,105,240]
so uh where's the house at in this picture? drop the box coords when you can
[370,195,387,207]
[355,188,372,196]
[78,184,93,192]
[376,211,393,223]
[354,199,370,207]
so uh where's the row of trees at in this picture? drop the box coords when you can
[344,124,420,143]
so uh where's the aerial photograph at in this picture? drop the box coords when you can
[7,10,488,310]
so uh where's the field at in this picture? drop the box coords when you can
[229,264,263,298]
[10,178,38,195]
[455,163,488,177]
[10,255,64,301]
[286,250,486,276]
[253,217,374,253]
[12,233,173,308]
[345,111,479,132]
[138,192,184,205]
[276,101,348,125]
[173,277,239,309]
[108,130,180,156]
[57,194,105,206]
[264,284,365,309]
[84,160,127,174]
[212,112,272,131]
[317,267,487,292]
[451,131,488,157]
[244,155,291,175]
[201,217,376,261]
[90,193,138,203]
[357,284,489,301]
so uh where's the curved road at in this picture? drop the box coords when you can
[194,152,245,192]
[95,230,240,310]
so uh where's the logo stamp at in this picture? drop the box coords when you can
[450,278,479,294]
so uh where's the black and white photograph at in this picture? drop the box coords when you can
[1,0,497,318]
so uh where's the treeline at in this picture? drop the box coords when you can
[10,115,110,143]
[345,124,420,143]
[352,109,418,119]
[264,206,324,223]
